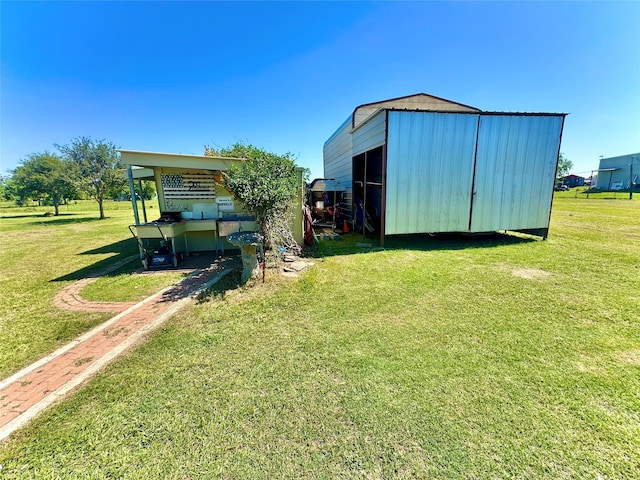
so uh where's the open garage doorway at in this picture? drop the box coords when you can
[352,146,383,235]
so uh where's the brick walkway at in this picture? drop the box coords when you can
[53,255,140,313]
[0,256,240,441]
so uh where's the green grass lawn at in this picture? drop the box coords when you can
[0,199,184,378]
[79,262,186,303]
[1,197,638,478]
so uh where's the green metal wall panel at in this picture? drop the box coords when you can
[385,111,479,234]
[470,115,564,232]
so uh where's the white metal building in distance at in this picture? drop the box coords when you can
[323,93,567,247]
[595,153,639,191]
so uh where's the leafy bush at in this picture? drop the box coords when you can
[207,143,301,255]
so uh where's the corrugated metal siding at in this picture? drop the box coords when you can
[323,116,354,220]
[385,111,479,234]
[597,153,639,189]
[324,116,352,183]
[470,115,563,232]
[353,110,386,155]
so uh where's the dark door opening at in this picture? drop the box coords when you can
[352,146,383,235]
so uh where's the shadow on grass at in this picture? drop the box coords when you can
[303,231,538,258]
[0,213,106,225]
[0,212,77,220]
[81,239,139,256]
[51,238,140,282]
[195,269,244,304]
[26,216,111,227]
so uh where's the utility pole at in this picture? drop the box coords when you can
[631,156,635,200]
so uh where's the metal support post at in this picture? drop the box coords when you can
[127,167,140,225]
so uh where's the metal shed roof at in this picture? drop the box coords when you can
[351,93,481,129]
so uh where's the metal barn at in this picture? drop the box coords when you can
[595,153,639,191]
[323,93,566,246]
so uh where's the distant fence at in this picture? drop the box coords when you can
[562,186,639,200]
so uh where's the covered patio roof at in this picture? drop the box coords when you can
[119,150,245,172]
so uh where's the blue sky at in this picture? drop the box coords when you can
[2,1,639,179]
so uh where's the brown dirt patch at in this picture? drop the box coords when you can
[509,267,552,280]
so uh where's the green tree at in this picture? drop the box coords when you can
[58,137,125,219]
[209,143,300,254]
[110,178,156,201]
[139,180,157,200]
[11,152,76,215]
[557,152,573,180]
[0,175,18,201]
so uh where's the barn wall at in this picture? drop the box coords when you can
[352,110,386,156]
[323,116,353,221]
[324,116,352,182]
[470,115,564,232]
[385,111,479,234]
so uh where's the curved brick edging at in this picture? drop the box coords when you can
[53,277,139,313]
[53,255,140,313]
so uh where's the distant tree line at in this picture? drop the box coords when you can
[3,137,155,218]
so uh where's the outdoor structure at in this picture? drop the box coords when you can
[323,93,567,246]
[562,174,586,188]
[595,153,639,191]
[120,150,304,268]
